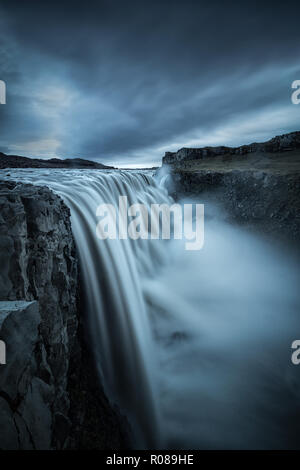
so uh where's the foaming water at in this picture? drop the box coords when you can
[4,168,300,449]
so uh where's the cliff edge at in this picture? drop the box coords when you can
[0,181,128,449]
[161,131,300,243]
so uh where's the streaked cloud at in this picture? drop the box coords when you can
[0,0,299,166]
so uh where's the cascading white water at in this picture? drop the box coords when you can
[4,168,300,449]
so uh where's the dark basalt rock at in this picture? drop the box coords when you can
[0,181,128,449]
[161,131,300,244]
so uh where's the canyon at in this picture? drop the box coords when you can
[0,130,299,449]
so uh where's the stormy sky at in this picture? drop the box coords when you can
[0,1,299,167]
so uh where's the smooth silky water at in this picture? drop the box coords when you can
[3,169,300,449]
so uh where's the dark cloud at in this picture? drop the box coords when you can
[0,0,299,166]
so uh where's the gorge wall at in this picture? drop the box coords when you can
[170,170,300,243]
[0,181,128,449]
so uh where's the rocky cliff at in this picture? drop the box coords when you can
[170,170,300,243]
[0,181,128,449]
[161,132,300,244]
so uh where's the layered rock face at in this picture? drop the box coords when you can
[0,181,127,449]
[170,170,300,243]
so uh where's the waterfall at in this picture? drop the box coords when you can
[5,169,300,449]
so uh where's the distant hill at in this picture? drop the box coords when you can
[0,152,115,169]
